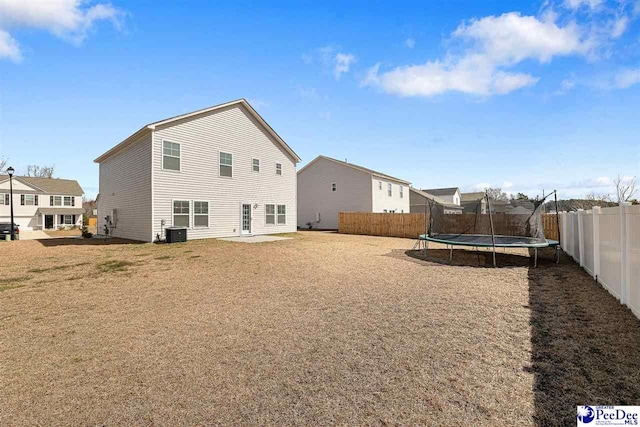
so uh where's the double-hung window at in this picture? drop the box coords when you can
[62,215,74,225]
[173,200,190,227]
[193,201,209,228]
[331,183,337,192]
[163,141,181,171]
[252,159,260,172]
[21,194,38,205]
[277,205,286,225]
[63,196,73,206]
[379,181,382,190]
[388,183,392,197]
[0,193,8,205]
[51,196,62,206]
[220,152,233,177]
[400,186,404,198]
[265,204,276,225]
[276,163,282,175]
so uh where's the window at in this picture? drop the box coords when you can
[21,194,37,206]
[388,183,392,197]
[379,181,382,190]
[265,204,275,225]
[219,152,232,177]
[0,193,7,205]
[277,204,286,225]
[331,183,337,192]
[173,200,190,227]
[400,186,404,198]
[51,196,62,206]
[163,141,181,171]
[252,158,260,172]
[63,196,73,206]
[316,212,321,222]
[193,201,209,227]
[383,209,387,213]
[61,215,75,225]
[276,163,282,175]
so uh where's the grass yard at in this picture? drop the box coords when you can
[1,231,639,426]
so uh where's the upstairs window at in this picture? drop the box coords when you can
[1,193,8,205]
[276,163,282,175]
[163,141,181,171]
[331,183,337,192]
[252,158,260,172]
[277,205,286,225]
[51,196,62,206]
[265,204,275,225]
[193,201,209,228]
[173,200,190,227]
[388,183,392,197]
[21,194,38,206]
[379,181,382,190]
[64,196,73,206]
[400,186,404,198]
[219,152,233,177]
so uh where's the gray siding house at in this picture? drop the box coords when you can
[95,99,301,242]
[297,156,411,230]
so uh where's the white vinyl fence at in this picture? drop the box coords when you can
[559,203,640,320]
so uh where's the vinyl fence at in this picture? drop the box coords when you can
[559,204,640,320]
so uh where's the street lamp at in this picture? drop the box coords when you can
[7,166,15,241]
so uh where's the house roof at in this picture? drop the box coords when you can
[37,207,85,215]
[0,175,84,195]
[460,191,486,201]
[298,155,411,185]
[422,187,460,197]
[409,188,462,210]
[94,98,301,164]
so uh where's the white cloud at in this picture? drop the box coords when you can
[613,67,640,88]
[0,0,124,61]
[404,38,415,49]
[363,12,590,97]
[502,181,514,190]
[0,29,21,62]
[334,52,356,80]
[611,16,629,38]
[564,0,603,10]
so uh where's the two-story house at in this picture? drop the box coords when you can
[0,175,84,230]
[297,156,411,230]
[94,99,301,242]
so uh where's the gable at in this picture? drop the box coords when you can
[0,178,42,193]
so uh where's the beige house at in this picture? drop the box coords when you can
[421,187,461,206]
[94,99,301,242]
[297,156,411,230]
[0,175,84,230]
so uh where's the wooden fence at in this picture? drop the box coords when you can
[338,212,427,238]
[338,211,560,240]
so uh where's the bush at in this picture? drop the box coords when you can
[81,226,93,238]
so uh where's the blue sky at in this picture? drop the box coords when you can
[0,0,638,200]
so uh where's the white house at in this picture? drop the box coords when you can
[94,99,301,242]
[297,156,411,229]
[0,175,84,230]
[409,188,463,215]
[421,187,461,206]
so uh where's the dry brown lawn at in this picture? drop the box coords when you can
[1,231,639,426]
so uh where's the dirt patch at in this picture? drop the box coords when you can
[0,232,638,426]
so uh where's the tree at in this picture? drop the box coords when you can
[25,164,55,178]
[0,155,7,172]
[485,187,509,201]
[511,192,530,200]
[614,175,637,204]
[585,191,612,203]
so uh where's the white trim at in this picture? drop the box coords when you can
[277,204,287,225]
[265,203,276,226]
[219,151,233,178]
[161,139,181,172]
[193,200,210,229]
[275,162,282,176]
[151,129,155,241]
[171,199,191,228]
[240,202,252,235]
[252,158,260,173]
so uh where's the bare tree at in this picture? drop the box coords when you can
[25,164,55,178]
[0,155,7,172]
[614,175,637,204]
[585,191,612,203]
[485,187,509,201]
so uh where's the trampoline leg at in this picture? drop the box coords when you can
[424,239,429,258]
[534,248,538,268]
[555,246,560,264]
[492,249,496,268]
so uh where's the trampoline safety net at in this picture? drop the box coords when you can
[427,193,553,245]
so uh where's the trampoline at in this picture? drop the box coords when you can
[413,190,562,267]
[418,234,560,267]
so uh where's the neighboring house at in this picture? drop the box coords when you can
[421,187,461,205]
[461,191,487,214]
[94,99,300,242]
[0,175,84,230]
[297,155,411,229]
[409,188,463,214]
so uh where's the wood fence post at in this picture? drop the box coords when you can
[577,209,585,267]
[592,206,601,280]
